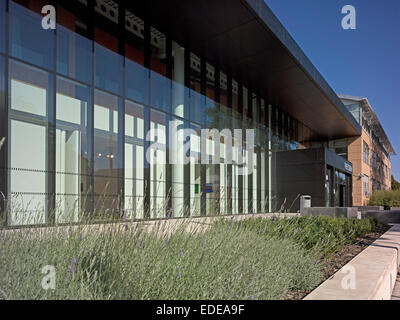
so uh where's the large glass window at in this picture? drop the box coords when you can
[0,0,5,53]
[125,10,149,105]
[9,1,54,70]
[150,109,167,218]
[232,109,243,214]
[347,103,361,124]
[371,151,376,168]
[57,25,93,85]
[363,176,369,197]
[170,117,187,217]
[190,124,201,216]
[172,41,188,118]
[55,76,90,223]
[126,58,149,105]
[219,105,232,215]
[150,28,170,112]
[8,60,52,225]
[124,100,144,219]
[95,44,123,95]
[242,87,249,213]
[93,90,122,216]
[190,53,205,124]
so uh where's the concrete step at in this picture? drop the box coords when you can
[305,224,400,300]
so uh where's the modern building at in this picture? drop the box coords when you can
[339,95,395,206]
[0,0,362,227]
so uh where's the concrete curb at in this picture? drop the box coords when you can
[304,224,400,300]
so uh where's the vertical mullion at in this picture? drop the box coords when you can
[47,0,57,225]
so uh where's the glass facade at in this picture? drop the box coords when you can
[0,0,325,226]
[0,0,5,53]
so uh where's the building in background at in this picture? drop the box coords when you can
[0,0,362,226]
[340,95,395,206]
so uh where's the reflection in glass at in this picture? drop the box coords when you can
[219,105,231,215]
[95,44,123,95]
[190,53,204,124]
[9,1,54,70]
[126,59,149,105]
[55,77,90,223]
[124,100,144,219]
[190,124,201,216]
[125,10,148,104]
[8,60,51,225]
[94,90,122,215]
[150,109,167,218]
[150,28,170,112]
[171,117,186,217]
[0,0,5,53]
[172,41,188,118]
[150,70,171,112]
[57,25,93,84]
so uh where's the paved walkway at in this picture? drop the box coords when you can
[392,272,400,300]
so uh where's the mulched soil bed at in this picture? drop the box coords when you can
[285,225,391,300]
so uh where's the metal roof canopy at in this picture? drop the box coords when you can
[124,0,361,140]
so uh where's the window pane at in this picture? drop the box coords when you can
[126,59,149,104]
[95,44,123,95]
[0,0,5,53]
[8,61,51,226]
[150,71,171,112]
[56,77,90,223]
[9,120,47,225]
[190,125,201,216]
[9,1,54,70]
[125,10,148,105]
[150,28,170,112]
[190,54,205,124]
[150,109,167,218]
[124,100,144,219]
[171,117,187,217]
[172,41,188,118]
[94,90,122,215]
[11,77,47,117]
[57,25,93,84]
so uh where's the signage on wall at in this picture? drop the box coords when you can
[344,162,353,173]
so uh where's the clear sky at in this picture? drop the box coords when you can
[265,0,400,180]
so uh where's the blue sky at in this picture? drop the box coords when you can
[265,0,400,180]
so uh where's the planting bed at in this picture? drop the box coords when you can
[285,224,390,300]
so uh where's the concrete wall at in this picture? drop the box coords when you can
[301,207,360,219]
[305,224,400,300]
[357,206,384,211]
[275,149,326,212]
[364,210,400,224]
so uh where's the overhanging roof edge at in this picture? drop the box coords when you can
[242,0,362,136]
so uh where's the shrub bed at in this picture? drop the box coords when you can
[369,189,400,209]
[0,216,384,300]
